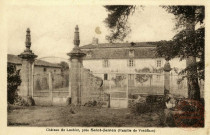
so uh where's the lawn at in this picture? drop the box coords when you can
[8,105,162,127]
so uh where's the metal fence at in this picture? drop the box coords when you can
[33,72,69,105]
[92,71,200,108]
[93,72,165,108]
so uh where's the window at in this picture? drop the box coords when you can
[157,60,162,67]
[54,69,56,72]
[104,74,108,80]
[87,51,92,57]
[129,50,134,57]
[103,59,109,68]
[156,75,161,81]
[128,59,135,67]
[43,68,47,72]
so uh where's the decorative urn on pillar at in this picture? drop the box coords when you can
[18,28,37,105]
[67,25,86,105]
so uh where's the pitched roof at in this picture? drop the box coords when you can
[7,54,61,68]
[80,42,156,49]
[80,42,158,60]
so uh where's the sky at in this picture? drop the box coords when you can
[6,5,176,62]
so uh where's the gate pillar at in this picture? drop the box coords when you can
[163,60,172,97]
[67,25,86,105]
[18,28,37,105]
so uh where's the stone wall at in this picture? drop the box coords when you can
[80,68,103,105]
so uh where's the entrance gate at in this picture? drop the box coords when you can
[109,74,128,108]
[33,72,69,105]
[32,57,70,106]
[93,72,165,108]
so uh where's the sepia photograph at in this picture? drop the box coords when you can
[2,1,208,133]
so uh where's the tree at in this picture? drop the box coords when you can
[7,63,21,104]
[104,6,205,100]
[104,5,137,42]
[59,61,69,72]
[135,68,152,86]
[157,6,204,100]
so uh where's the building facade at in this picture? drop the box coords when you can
[79,40,196,99]
[8,54,62,75]
[80,41,186,75]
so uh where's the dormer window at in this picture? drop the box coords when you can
[43,68,47,72]
[87,51,92,57]
[129,50,134,57]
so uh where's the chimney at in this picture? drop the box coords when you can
[92,37,99,45]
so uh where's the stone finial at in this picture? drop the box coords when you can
[18,28,37,60]
[163,60,172,72]
[74,25,80,47]
[25,28,31,51]
[67,25,86,60]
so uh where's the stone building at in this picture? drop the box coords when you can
[79,39,204,99]
[8,54,61,75]
[80,39,186,79]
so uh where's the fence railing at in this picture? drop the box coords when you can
[92,71,202,108]
[32,72,70,105]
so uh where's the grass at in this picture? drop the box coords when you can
[8,105,162,127]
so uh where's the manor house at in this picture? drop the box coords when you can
[80,38,186,78]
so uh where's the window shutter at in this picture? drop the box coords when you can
[127,59,129,67]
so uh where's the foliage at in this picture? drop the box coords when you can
[157,6,204,100]
[13,96,30,106]
[173,99,204,127]
[135,68,152,85]
[7,63,21,104]
[84,100,97,107]
[155,28,204,59]
[35,77,49,90]
[104,6,205,100]
[59,61,69,72]
[104,5,138,42]
[130,102,164,115]
[111,74,126,86]
[162,6,204,29]
[155,7,205,81]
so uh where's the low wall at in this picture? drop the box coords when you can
[80,68,103,105]
[33,88,69,106]
[33,96,68,106]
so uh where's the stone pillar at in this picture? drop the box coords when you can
[18,28,37,105]
[67,25,86,105]
[163,60,172,96]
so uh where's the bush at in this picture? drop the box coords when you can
[84,100,97,107]
[130,102,152,114]
[130,101,165,115]
[146,95,164,103]
[7,63,21,104]
[13,96,29,106]
[173,99,204,127]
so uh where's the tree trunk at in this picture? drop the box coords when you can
[186,16,200,100]
[186,56,200,100]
